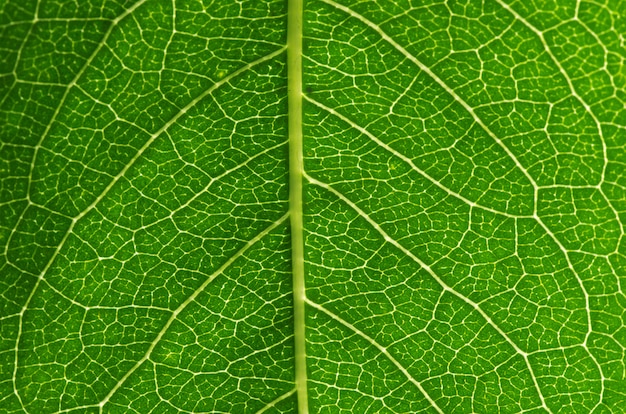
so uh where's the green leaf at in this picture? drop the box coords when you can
[1,0,625,412]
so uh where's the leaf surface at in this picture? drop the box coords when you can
[1,0,625,413]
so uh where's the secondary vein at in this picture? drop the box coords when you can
[97,213,290,410]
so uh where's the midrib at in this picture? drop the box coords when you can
[287,0,309,412]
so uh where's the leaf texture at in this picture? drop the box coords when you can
[0,0,625,413]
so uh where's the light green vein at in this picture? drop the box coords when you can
[288,0,309,412]
[256,388,297,414]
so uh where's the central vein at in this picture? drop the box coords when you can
[287,0,308,412]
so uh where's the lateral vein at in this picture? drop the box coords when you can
[305,298,445,414]
[97,213,290,410]
[305,173,552,413]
